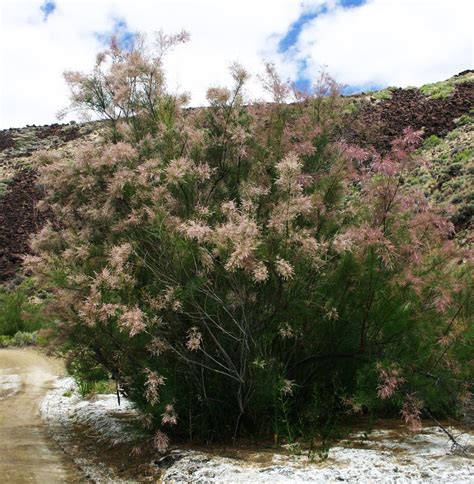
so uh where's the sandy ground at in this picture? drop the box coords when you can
[41,377,141,483]
[42,377,473,483]
[0,348,81,483]
[2,348,472,483]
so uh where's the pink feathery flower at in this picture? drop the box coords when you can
[102,142,137,165]
[325,307,339,321]
[186,327,203,351]
[294,140,316,156]
[275,152,303,193]
[147,337,169,356]
[161,404,178,426]
[275,256,294,280]
[337,141,370,164]
[372,156,398,176]
[153,430,170,453]
[119,307,146,337]
[206,87,231,104]
[179,220,212,243]
[215,210,260,272]
[108,243,132,270]
[253,262,269,283]
[279,322,295,339]
[165,157,192,183]
[333,232,354,253]
[98,303,123,323]
[401,395,423,432]
[377,365,405,400]
[433,291,452,314]
[230,62,249,84]
[281,379,296,396]
[143,369,166,405]
[194,162,213,181]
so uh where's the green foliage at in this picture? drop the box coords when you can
[447,128,461,140]
[342,100,359,115]
[371,87,394,101]
[0,331,39,347]
[453,148,473,163]
[0,280,48,337]
[94,380,115,394]
[71,373,112,398]
[11,331,38,346]
[30,37,473,449]
[422,135,442,150]
[75,377,97,398]
[410,121,474,231]
[420,81,454,99]
[419,72,474,99]
[0,178,12,197]
[66,352,112,397]
[456,114,473,126]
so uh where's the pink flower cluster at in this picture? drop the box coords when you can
[161,404,178,426]
[401,394,423,432]
[119,307,146,337]
[377,364,405,400]
[143,369,166,405]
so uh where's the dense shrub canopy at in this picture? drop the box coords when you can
[30,34,473,449]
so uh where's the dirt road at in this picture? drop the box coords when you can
[0,348,81,483]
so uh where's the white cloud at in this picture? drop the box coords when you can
[0,0,472,129]
[0,0,304,128]
[294,0,473,88]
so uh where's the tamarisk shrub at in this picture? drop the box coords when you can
[58,30,190,143]
[30,35,473,449]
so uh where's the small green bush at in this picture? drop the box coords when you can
[447,128,461,140]
[0,179,12,197]
[455,114,473,126]
[453,149,473,163]
[0,280,48,337]
[66,353,112,397]
[422,135,442,150]
[420,81,454,99]
[94,380,115,394]
[0,335,13,347]
[72,378,114,398]
[343,100,359,115]
[11,331,38,346]
[0,331,39,347]
[372,88,393,101]
[76,378,97,398]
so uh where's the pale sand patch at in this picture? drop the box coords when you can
[0,348,81,483]
[42,375,473,483]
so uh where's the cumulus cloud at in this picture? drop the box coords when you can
[0,0,471,128]
[292,0,473,89]
[0,0,303,128]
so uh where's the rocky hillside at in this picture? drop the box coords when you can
[0,123,99,281]
[343,70,474,152]
[1,71,473,282]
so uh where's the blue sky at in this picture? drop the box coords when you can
[0,0,472,128]
[40,0,56,21]
[278,0,366,52]
[95,18,137,52]
[278,0,369,92]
